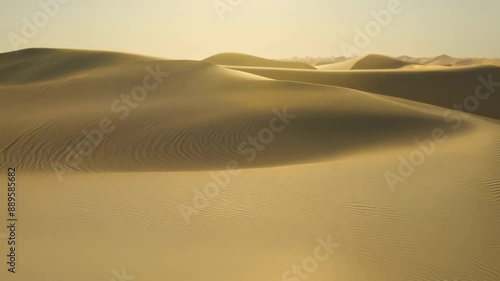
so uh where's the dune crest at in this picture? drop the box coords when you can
[204,52,316,69]
[351,54,415,70]
[317,54,415,70]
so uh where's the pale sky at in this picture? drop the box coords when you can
[1,0,499,59]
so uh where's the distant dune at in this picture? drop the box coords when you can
[318,54,415,70]
[351,54,416,70]
[397,54,459,66]
[204,52,316,69]
[316,58,360,70]
[397,54,500,68]
[453,58,500,67]
[2,48,500,281]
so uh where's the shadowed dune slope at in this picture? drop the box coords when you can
[227,65,500,120]
[204,52,316,69]
[0,49,472,172]
[0,48,160,84]
[317,54,415,70]
[350,54,415,70]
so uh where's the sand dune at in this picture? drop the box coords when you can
[204,53,499,71]
[350,54,416,70]
[204,52,316,69]
[227,64,500,120]
[0,48,159,84]
[298,55,500,69]
[402,54,460,66]
[398,54,500,68]
[318,54,415,70]
[1,49,500,281]
[0,49,458,173]
[453,58,500,67]
[316,58,360,70]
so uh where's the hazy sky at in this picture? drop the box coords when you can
[1,0,499,59]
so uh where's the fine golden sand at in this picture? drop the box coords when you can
[1,48,499,281]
